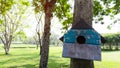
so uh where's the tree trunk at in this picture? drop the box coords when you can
[109,43,112,50]
[0,35,12,55]
[115,43,118,50]
[70,0,94,68]
[39,10,51,68]
[70,59,94,68]
[39,0,56,68]
[4,44,10,55]
[4,40,11,55]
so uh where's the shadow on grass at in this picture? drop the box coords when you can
[11,47,35,48]
[2,56,70,68]
[102,49,120,52]
[0,54,39,65]
[8,64,38,68]
[0,54,69,68]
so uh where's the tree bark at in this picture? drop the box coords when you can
[70,0,94,68]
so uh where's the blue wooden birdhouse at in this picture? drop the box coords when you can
[60,19,106,61]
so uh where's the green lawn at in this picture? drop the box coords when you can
[0,44,120,68]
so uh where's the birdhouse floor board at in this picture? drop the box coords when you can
[62,43,101,61]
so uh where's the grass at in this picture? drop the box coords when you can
[0,44,120,68]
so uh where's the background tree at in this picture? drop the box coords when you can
[0,0,14,55]
[0,0,30,55]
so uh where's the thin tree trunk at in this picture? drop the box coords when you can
[115,43,118,50]
[37,32,42,54]
[70,0,94,68]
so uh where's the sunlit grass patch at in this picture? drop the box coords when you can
[95,51,120,68]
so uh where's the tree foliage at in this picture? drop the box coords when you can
[94,0,120,24]
[34,0,120,31]
[34,0,120,28]
[54,0,72,30]
[33,0,120,30]
[51,0,120,29]
[0,0,14,15]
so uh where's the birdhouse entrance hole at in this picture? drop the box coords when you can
[76,36,86,44]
